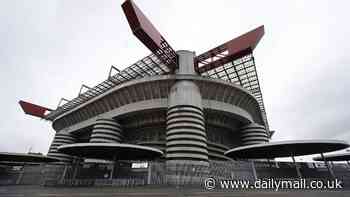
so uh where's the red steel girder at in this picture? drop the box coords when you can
[19,100,52,119]
[196,25,265,73]
[122,0,177,71]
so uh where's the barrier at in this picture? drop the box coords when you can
[2,160,350,187]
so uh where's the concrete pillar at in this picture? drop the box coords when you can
[47,132,76,162]
[166,50,208,185]
[60,164,68,183]
[175,50,197,75]
[321,153,336,179]
[291,155,302,179]
[147,163,152,184]
[240,123,269,146]
[16,164,25,185]
[251,160,257,181]
[89,118,123,143]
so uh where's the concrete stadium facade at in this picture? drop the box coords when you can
[47,51,270,167]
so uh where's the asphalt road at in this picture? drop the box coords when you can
[0,185,349,197]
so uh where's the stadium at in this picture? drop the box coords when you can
[47,45,270,163]
[15,0,272,185]
[3,0,350,190]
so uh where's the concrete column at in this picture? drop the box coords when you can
[291,155,302,179]
[147,164,152,184]
[47,132,76,163]
[321,153,336,179]
[16,164,25,184]
[251,160,257,181]
[72,158,79,181]
[89,118,123,143]
[175,50,197,75]
[240,123,269,146]
[110,155,117,181]
[60,164,68,183]
[166,50,209,173]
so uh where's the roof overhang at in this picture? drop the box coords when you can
[313,152,350,162]
[0,152,60,163]
[225,140,349,159]
[58,143,163,160]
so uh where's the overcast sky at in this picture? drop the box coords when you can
[1,0,350,161]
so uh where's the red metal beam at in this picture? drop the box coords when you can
[122,0,177,70]
[196,25,265,73]
[19,100,52,119]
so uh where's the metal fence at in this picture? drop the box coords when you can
[2,160,350,187]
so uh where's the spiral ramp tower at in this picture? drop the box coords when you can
[165,51,209,185]
[240,123,269,146]
[89,118,123,143]
[47,132,76,162]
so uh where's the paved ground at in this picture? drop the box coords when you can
[0,185,349,197]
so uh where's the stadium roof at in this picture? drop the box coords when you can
[58,143,163,161]
[199,48,268,129]
[225,140,349,159]
[0,152,60,163]
[19,0,269,131]
[44,54,169,121]
[313,152,350,161]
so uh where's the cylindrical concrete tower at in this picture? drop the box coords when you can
[89,118,123,143]
[166,50,208,165]
[240,123,269,146]
[47,132,76,162]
